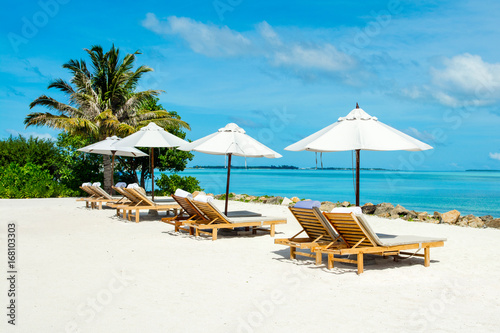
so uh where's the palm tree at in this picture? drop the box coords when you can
[25,45,189,193]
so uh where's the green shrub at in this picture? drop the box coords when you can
[0,162,75,198]
[155,174,203,195]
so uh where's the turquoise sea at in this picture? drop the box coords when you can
[152,169,500,218]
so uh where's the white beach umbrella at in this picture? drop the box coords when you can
[285,104,433,206]
[77,136,148,192]
[179,123,282,214]
[114,122,188,200]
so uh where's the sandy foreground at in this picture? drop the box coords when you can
[0,197,499,333]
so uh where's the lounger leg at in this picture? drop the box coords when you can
[424,247,430,267]
[327,254,333,270]
[270,224,275,237]
[135,209,140,223]
[290,246,296,260]
[99,202,103,210]
[315,251,322,265]
[357,253,364,274]
[212,229,218,241]
[195,228,199,237]
[122,209,127,219]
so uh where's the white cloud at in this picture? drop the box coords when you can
[431,54,500,95]
[142,13,252,57]
[5,129,55,140]
[256,21,282,46]
[428,53,500,106]
[489,152,500,161]
[142,15,356,81]
[273,44,355,72]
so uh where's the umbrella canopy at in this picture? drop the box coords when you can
[114,122,188,200]
[285,104,433,205]
[77,136,148,157]
[77,136,148,193]
[179,123,282,214]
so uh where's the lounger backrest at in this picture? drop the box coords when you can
[173,195,207,220]
[355,214,386,246]
[112,186,136,203]
[191,200,230,224]
[323,212,376,248]
[126,188,155,206]
[80,186,96,196]
[92,185,113,200]
[289,207,338,242]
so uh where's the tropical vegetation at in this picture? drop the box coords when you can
[24,45,190,193]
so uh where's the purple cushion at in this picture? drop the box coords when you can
[293,200,321,209]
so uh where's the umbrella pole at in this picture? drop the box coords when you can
[225,153,232,215]
[111,151,116,195]
[151,147,155,201]
[356,149,360,207]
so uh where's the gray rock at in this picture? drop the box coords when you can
[341,201,350,207]
[320,201,336,212]
[362,204,376,215]
[374,203,394,216]
[486,218,500,229]
[266,196,283,205]
[480,215,494,223]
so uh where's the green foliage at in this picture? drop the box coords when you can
[155,174,203,195]
[0,135,62,175]
[55,132,103,192]
[0,134,103,197]
[0,163,74,198]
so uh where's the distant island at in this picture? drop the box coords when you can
[465,169,500,172]
[189,165,394,171]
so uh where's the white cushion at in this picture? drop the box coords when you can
[174,188,193,198]
[331,206,363,214]
[115,182,127,188]
[82,182,92,187]
[127,183,139,189]
[92,182,101,187]
[194,194,214,203]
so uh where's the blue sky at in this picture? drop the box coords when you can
[1,0,500,170]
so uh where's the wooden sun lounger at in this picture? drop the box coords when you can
[275,206,345,265]
[163,195,265,234]
[85,185,127,210]
[185,200,286,241]
[315,212,446,274]
[77,185,98,208]
[114,187,180,223]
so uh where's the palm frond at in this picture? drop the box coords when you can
[29,96,78,115]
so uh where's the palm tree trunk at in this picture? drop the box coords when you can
[103,155,112,194]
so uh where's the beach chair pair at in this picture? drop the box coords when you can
[78,183,128,209]
[276,203,446,274]
[165,191,287,240]
[112,186,180,222]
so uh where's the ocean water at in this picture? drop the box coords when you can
[153,169,500,217]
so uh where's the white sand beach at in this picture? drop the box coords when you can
[1,197,499,333]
